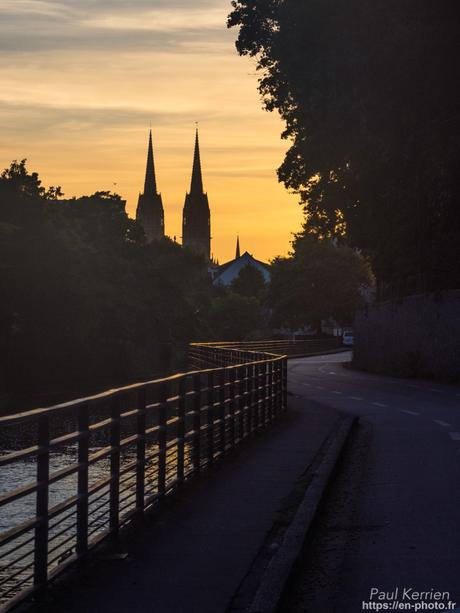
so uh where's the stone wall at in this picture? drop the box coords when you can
[353,290,460,382]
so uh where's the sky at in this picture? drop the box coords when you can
[0,0,303,262]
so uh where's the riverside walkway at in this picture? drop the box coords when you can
[0,340,343,613]
[40,372,339,613]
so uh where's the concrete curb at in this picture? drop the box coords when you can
[248,415,356,613]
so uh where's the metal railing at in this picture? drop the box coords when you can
[0,345,287,611]
[189,338,340,369]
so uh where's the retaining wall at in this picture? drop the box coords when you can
[353,290,460,381]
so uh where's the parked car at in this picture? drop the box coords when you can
[342,331,354,346]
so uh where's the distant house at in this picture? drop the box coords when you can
[213,237,271,286]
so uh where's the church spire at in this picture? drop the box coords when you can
[136,129,164,242]
[182,127,211,260]
[190,128,204,195]
[236,235,241,259]
[144,129,157,195]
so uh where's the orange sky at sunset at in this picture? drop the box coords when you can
[0,0,303,262]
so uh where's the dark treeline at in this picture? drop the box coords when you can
[229,0,460,299]
[0,161,369,412]
[0,161,215,410]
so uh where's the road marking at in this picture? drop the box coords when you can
[372,402,387,408]
[332,391,343,395]
[328,371,337,375]
[302,383,311,387]
[449,432,460,441]
[407,384,419,389]
[434,420,451,428]
[349,396,363,401]
[315,386,324,390]
[401,409,419,416]
[429,388,443,393]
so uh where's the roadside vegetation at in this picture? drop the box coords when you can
[0,160,369,411]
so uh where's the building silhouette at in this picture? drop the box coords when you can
[182,129,211,260]
[136,130,165,242]
[213,237,270,286]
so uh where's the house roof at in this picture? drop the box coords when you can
[214,251,271,286]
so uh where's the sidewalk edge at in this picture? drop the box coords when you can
[248,415,356,613]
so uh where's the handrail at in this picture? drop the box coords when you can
[0,343,288,611]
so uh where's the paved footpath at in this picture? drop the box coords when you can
[40,360,340,613]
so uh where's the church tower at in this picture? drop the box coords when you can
[182,129,211,260]
[136,130,165,242]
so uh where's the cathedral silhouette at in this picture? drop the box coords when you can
[136,129,211,261]
[135,128,270,284]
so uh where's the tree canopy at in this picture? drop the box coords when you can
[229,1,460,297]
[0,161,212,411]
[268,233,373,331]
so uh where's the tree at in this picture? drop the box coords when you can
[268,233,373,331]
[229,1,460,297]
[207,291,265,341]
[230,263,267,298]
[0,161,215,412]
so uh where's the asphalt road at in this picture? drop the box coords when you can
[285,352,460,613]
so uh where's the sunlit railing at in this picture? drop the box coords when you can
[0,345,287,611]
[189,338,340,369]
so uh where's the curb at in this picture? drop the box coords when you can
[248,415,356,613]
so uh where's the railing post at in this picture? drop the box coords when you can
[261,360,268,426]
[228,367,236,450]
[177,378,186,484]
[157,382,168,497]
[238,365,245,441]
[34,414,50,590]
[218,369,226,456]
[207,372,214,464]
[135,388,146,515]
[247,364,254,435]
[192,373,202,474]
[109,396,121,536]
[268,361,274,423]
[76,403,89,556]
[255,362,261,431]
[282,357,288,411]
[274,361,281,417]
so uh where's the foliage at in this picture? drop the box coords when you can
[0,161,213,410]
[268,233,373,330]
[229,1,460,297]
[207,291,266,341]
[230,263,267,298]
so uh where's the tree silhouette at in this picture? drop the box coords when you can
[229,1,460,297]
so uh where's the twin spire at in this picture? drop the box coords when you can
[143,129,157,196]
[136,128,211,260]
[190,128,204,195]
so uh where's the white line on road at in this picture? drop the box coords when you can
[449,432,460,441]
[429,388,443,393]
[332,391,343,395]
[302,383,310,387]
[328,371,337,375]
[315,386,324,390]
[434,420,451,428]
[372,402,388,408]
[349,396,363,401]
[401,409,419,416]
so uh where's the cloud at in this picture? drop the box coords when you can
[83,7,226,32]
[0,0,73,17]
[0,0,231,53]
